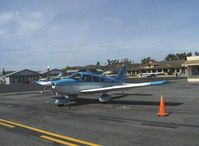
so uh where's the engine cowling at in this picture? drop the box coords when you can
[98,93,111,103]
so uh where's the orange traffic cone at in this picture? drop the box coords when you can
[157,96,168,116]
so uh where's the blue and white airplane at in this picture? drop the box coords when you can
[41,66,168,106]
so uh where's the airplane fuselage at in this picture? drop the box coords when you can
[52,72,122,96]
[35,66,168,106]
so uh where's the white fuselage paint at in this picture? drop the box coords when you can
[53,82,120,95]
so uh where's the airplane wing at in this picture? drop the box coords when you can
[80,80,168,93]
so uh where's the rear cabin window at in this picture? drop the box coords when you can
[192,66,199,75]
[82,75,92,82]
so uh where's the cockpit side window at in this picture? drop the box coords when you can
[70,73,81,81]
[82,75,92,82]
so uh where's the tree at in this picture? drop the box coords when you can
[185,52,192,60]
[106,58,134,73]
[186,52,192,57]
[107,59,111,66]
[96,61,100,66]
[2,68,5,75]
[141,57,156,65]
[195,52,199,56]
[106,59,120,73]
[164,54,177,61]
[120,58,132,65]
[164,52,192,61]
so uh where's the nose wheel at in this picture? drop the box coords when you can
[55,96,70,106]
[54,95,78,106]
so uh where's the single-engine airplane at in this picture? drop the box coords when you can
[44,66,168,106]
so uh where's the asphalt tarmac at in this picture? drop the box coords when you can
[0,84,42,93]
[0,78,199,146]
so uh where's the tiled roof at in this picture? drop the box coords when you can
[6,69,39,77]
[130,60,185,71]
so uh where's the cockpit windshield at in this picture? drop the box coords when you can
[69,73,81,80]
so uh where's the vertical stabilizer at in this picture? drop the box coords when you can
[115,66,126,82]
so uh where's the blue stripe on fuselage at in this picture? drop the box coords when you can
[51,79,76,85]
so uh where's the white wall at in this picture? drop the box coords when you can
[5,77,10,84]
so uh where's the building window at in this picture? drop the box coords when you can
[163,69,168,73]
[192,66,199,75]
[181,68,185,74]
[142,70,146,73]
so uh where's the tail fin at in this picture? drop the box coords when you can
[115,66,126,82]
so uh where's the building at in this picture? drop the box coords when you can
[129,60,186,76]
[39,69,66,80]
[5,69,40,84]
[183,56,199,82]
[66,70,79,75]
[78,68,99,74]
[78,65,105,75]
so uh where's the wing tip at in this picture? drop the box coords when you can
[148,80,168,86]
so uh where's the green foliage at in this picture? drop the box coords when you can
[141,57,156,65]
[168,68,175,75]
[96,61,100,66]
[2,68,5,75]
[63,66,78,72]
[106,58,133,73]
[164,52,192,61]
[195,52,199,56]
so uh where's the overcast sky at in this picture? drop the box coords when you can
[0,0,199,71]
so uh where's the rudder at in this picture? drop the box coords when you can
[115,66,126,82]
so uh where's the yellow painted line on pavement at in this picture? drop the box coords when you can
[0,118,101,146]
[0,122,15,128]
[41,135,79,146]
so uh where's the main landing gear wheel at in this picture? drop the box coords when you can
[98,93,111,103]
